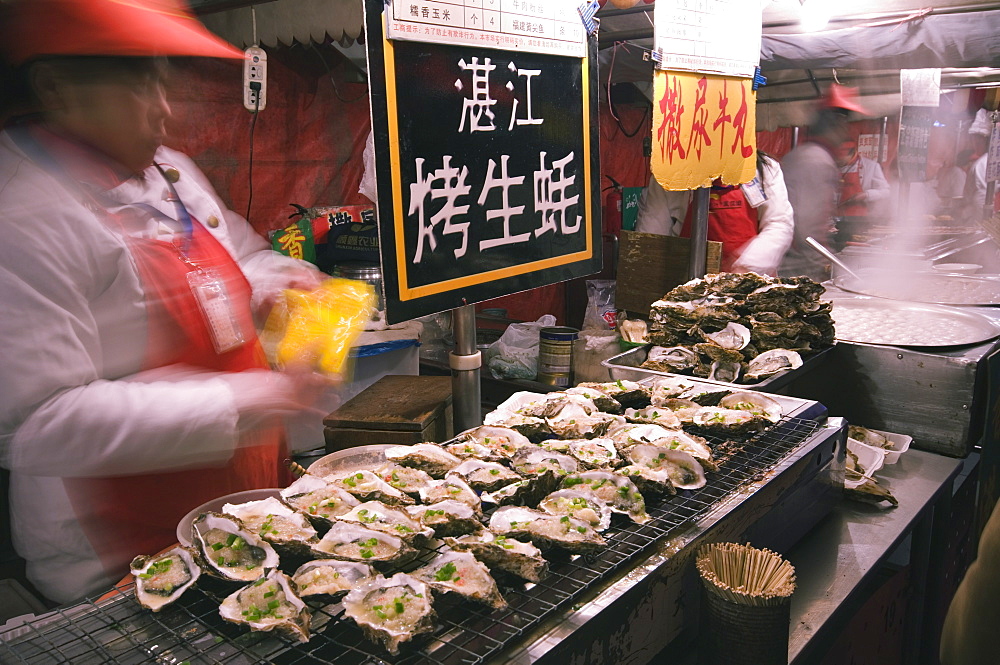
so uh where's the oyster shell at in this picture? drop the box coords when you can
[418,476,482,514]
[641,345,699,373]
[131,546,200,611]
[384,443,461,478]
[610,423,681,454]
[342,573,436,656]
[624,445,707,490]
[219,569,310,642]
[280,474,360,528]
[546,411,620,439]
[718,391,783,423]
[191,512,279,583]
[561,470,650,523]
[565,385,624,413]
[745,349,803,382]
[617,464,678,495]
[373,463,436,499]
[651,398,702,424]
[646,431,717,471]
[539,488,612,531]
[291,559,376,601]
[444,530,549,583]
[480,412,554,442]
[848,425,891,449]
[648,376,696,404]
[338,501,434,542]
[691,407,767,436]
[706,359,742,383]
[480,479,544,507]
[405,500,483,537]
[223,496,318,556]
[566,438,621,469]
[489,506,606,553]
[577,380,652,409]
[624,406,683,429]
[446,458,523,493]
[412,551,507,609]
[311,521,416,566]
[703,322,751,350]
[327,470,415,506]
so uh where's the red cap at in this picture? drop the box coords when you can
[0,0,243,67]
[823,83,870,116]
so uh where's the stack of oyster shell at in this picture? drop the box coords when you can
[130,378,786,656]
[644,272,835,384]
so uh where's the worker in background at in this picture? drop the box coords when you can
[962,108,993,223]
[0,0,327,604]
[935,150,972,218]
[836,139,890,220]
[778,83,870,281]
[634,151,794,276]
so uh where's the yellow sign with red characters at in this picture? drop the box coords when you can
[650,70,757,191]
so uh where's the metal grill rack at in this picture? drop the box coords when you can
[1,417,821,665]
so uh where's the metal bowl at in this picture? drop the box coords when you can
[175,488,281,546]
[306,444,396,478]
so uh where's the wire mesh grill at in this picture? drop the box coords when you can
[0,417,821,665]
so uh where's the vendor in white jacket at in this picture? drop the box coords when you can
[635,152,794,276]
[0,0,326,604]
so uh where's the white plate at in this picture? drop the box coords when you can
[175,488,281,547]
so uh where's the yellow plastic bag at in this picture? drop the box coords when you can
[262,278,376,375]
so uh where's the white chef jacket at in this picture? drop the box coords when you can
[963,152,989,222]
[0,132,313,603]
[634,156,794,275]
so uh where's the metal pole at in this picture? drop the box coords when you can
[450,303,482,433]
[879,116,888,163]
[688,187,710,280]
[791,126,800,149]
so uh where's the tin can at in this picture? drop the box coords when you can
[537,326,579,387]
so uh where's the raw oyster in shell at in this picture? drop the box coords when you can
[446,458,523,493]
[489,506,606,553]
[623,446,707,490]
[311,521,416,566]
[561,470,650,523]
[343,573,436,655]
[641,345,699,373]
[191,512,279,583]
[280,474,360,528]
[327,470,415,506]
[406,499,483,537]
[412,551,507,609]
[223,496,318,556]
[745,349,803,382]
[291,559,376,601]
[373,463,436,500]
[384,443,461,478]
[444,530,549,583]
[539,488,612,531]
[703,322,751,350]
[338,501,434,542]
[131,546,200,611]
[219,569,310,642]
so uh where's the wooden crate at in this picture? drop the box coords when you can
[615,230,722,315]
[323,375,454,452]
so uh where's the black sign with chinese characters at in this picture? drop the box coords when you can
[365,0,601,324]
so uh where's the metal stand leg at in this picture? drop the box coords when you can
[451,303,482,433]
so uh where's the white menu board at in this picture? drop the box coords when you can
[386,0,586,58]
[652,0,761,78]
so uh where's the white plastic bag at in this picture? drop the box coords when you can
[583,280,617,331]
[485,314,557,380]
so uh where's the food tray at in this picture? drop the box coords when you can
[829,296,1000,347]
[845,438,885,489]
[176,488,281,546]
[848,427,911,465]
[601,343,834,392]
[1,412,826,665]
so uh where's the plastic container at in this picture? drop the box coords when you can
[851,427,912,465]
[537,326,578,387]
[845,438,886,489]
[333,261,384,316]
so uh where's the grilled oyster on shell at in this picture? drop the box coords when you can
[610,423,682,454]
[691,406,767,436]
[489,506,606,553]
[539,488,612,531]
[373,463,436,499]
[561,470,650,523]
[624,406,683,429]
[131,546,200,611]
[338,501,434,542]
[446,458,523,493]
[418,477,482,514]
[718,391,783,423]
[412,551,507,609]
[566,438,621,469]
[219,569,310,642]
[328,470,415,506]
[565,385,624,413]
[624,446,707,491]
[480,412,554,441]
[223,496,318,556]
[441,438,502,462]
[405,500,483,537]
[646,431,717,471]
[280,475,360,528]
[577,380,652,409]
[651,398,702,424]
[343,573,436,656]
[291,559,377,601]
[384,443,462,478]
[191,512,279,583]
[480,479,544,507]
[444,530,549,583]
[311,521,416,566]
[648,376,696,404]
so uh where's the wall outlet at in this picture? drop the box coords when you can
[243,46,267,112]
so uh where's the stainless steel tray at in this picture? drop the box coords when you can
[829,296,1000,347]
[601,344,834,392]
[833,271,1000,307]
[306,443,394,477]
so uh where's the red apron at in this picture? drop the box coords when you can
[838,161,867,216]
[63,196,288,581]
[680,184,759,272]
